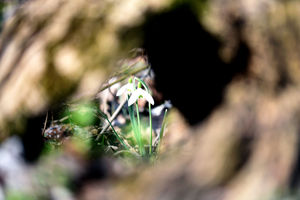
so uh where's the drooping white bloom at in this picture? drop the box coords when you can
[116,81,135,97]
[128,88,154,106]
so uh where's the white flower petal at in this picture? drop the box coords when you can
[116,84,128,96]
[116,83,135,96]
[127,83,135,92]
[128,90,140,106]
[127,86,154,106]
[140,89,154,105]
[136,88,144,95]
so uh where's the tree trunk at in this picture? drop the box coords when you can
[1,0,300,200]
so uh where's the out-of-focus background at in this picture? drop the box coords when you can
[1,0,300,199]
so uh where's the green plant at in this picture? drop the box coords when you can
[42,76,168,160]
[117,76,156,157]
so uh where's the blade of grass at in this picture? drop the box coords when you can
[104,116,129,151]
[135,102,141,130]
[128,104,145,156]
[135,102,146,155]
[158,109,168,153]
[149,102,153,155]
[41,111,48,136]
[135,77,153,155]
[97,109,130,151]
[96,98,127,140]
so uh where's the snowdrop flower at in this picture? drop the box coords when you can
[116,77,135,97]
[128,82,154,106]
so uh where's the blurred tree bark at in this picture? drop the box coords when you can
[113,1,300,200]
[0,0,169,138]
[1,0,300,200]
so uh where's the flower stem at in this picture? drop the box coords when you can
[134,77,153,155]
[135,102,141,131]
[149,102,153,155]
[128,104,145,156]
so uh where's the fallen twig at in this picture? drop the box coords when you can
[96,98,127,140]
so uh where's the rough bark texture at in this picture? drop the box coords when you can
[1,0,300,199]
[0,0,169,138]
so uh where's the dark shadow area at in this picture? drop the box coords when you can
[20,114,46,163]
[19,102,69,163]
[143,5,250,125]
[71,158,114,195]
[289,128,300,191]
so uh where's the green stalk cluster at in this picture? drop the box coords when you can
[134,78,153,156]
[128,102,145,156]
[102,76,168,158]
